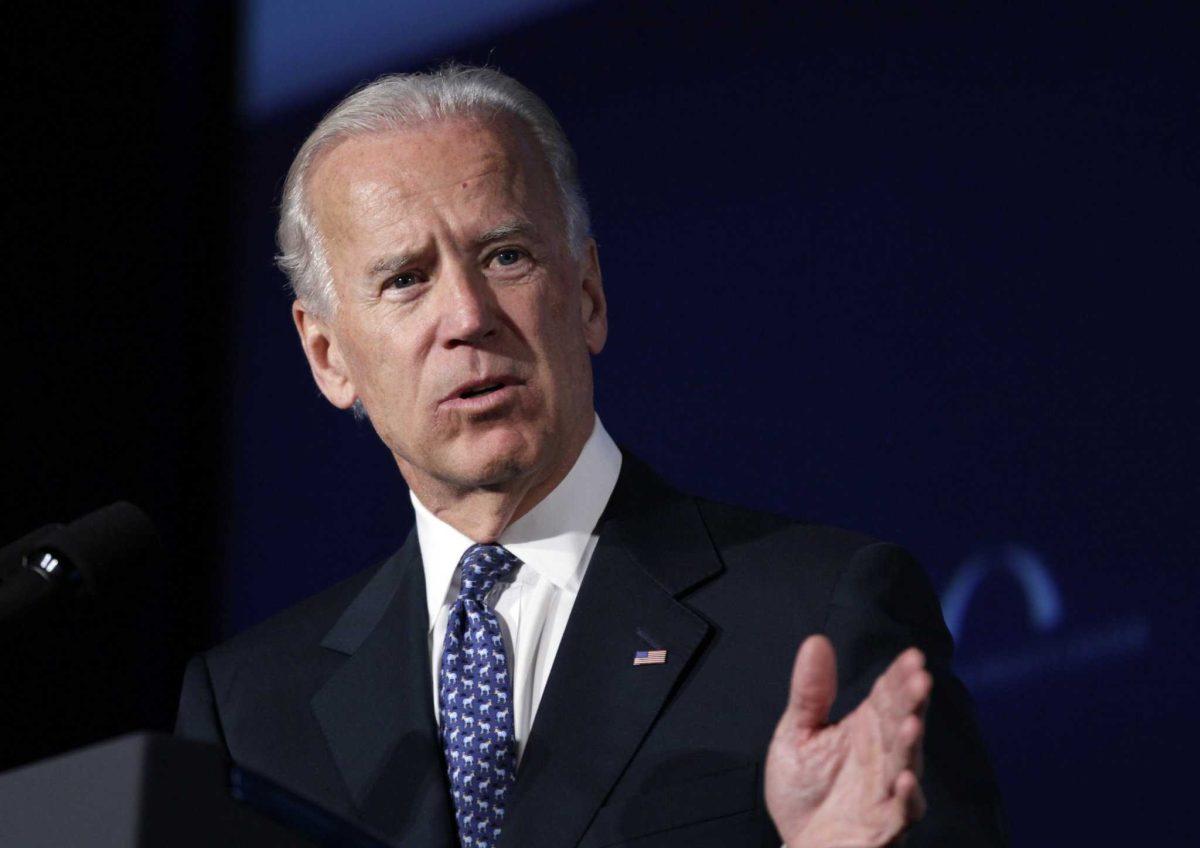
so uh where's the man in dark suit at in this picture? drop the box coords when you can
[177,66,1004,847]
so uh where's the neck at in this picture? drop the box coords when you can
[403,423,592,542]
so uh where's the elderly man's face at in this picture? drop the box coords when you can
[296,117,606,498]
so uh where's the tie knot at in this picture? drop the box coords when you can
[457,543,521,602]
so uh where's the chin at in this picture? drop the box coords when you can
[452,427,540,487]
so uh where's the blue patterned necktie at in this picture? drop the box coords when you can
[440,543,521,848]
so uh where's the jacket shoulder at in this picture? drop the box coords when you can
[690,496,949,635]
[694,496,883,567]
[205,556,384,667]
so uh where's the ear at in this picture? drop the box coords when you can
[292,300,358,410]
[578,238,608,355]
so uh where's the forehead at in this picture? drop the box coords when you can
[307,116,559,248]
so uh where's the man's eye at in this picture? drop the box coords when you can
[388,271,421,289]
[493,249,525,267]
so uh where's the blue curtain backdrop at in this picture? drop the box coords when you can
[225,3,1198,845]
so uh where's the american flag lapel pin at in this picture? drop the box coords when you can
[632,649,667,666]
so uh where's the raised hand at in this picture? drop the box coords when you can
[765,635,931,848]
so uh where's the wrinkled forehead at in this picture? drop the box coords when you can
[306,115,562,246]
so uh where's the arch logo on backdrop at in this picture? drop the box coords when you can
[940,544,1149,694]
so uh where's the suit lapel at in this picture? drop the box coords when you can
[499,457,723,848]
[310,533,457,846]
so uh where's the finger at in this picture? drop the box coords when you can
[876,651,930,719]
[878,689,927,784]
[785,634,837,732]
[899,714,923,749]
[874,705,925,788]
[900,713,925,777]
[913,665,932,717]
[887,648,926,697]
[907,667,932,713]
[871,770,923,848]
[908,672,931,778]
[894,769,927,822]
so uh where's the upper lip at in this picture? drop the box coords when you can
[441,375,521,403]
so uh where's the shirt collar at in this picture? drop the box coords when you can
[411,415,622,634]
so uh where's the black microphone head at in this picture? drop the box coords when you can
[0,524,62,574]
[1,502,159,628]
[42,502,159,595]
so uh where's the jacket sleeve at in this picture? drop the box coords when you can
[823,542,1008,847]
[174,653,230,754]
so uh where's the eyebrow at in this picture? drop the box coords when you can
[362,219,540,279]
[365,252,418,278]
[474,218,539,247]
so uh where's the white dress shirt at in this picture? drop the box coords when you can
[411,415,622,762]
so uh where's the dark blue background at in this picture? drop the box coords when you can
[7,2,1193,844]
[225,5,1199,844]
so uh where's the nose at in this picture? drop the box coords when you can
[438,262,498,347]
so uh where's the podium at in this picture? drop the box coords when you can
[0,733,392,847]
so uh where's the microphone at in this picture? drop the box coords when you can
[0,502,158,627]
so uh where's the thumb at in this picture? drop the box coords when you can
[785,634,837,732]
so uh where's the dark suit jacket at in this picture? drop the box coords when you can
[177,455,1006,847]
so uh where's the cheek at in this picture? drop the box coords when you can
[342,323,422,406]
[529,276,583,344]
[527,289,591,389]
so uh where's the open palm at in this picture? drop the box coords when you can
[765,635,930,848]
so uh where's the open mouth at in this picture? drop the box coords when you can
[459,382,505,399]
[443,376,521,407]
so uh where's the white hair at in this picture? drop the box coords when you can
[276,64,592,316]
